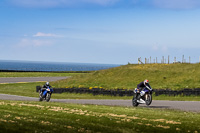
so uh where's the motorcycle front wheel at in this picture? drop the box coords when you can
[132,94,139,107]
[46,93,51,102]
[145,94,152,106]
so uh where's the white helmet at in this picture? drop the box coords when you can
[46,82,49,86]
[144,79,149,85]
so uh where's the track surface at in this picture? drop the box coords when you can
[0,77,69,83]
[0,94,200,112]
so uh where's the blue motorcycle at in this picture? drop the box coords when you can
[132,87,153,107]
[39,87,53,102]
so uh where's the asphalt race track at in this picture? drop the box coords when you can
[0,94,200,112]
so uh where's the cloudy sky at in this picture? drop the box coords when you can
[1,0,200,64]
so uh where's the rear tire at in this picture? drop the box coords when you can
[132,94,139,107]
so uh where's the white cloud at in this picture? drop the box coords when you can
[152,0,200,9]
[8,0,120,8]
[18,39,53,47]
[33,32,59,37]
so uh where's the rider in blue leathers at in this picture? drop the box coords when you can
[40,82,51,98]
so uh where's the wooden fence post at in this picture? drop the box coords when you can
[189,56,191,64]
[156,57,157,64]
[150,56,151,64]
[168,55,170,64]
[182,55,184,63]
[162,56,164,64]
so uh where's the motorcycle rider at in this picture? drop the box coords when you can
[40,82,51,98]
[43,82,51,89]
[136,79,152,102]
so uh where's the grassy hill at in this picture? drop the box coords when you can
[52,63,200,90]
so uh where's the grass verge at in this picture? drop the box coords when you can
[0,100,200,133]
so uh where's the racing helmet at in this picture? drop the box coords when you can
[46,82,49,86]
[144,79,149,85]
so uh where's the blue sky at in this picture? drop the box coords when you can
[1,0,200,64]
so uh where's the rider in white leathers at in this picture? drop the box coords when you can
[136,79,152,102]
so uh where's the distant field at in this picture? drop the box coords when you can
[51,63,200,90]
[0,72,84,77]
[0,100,200,133]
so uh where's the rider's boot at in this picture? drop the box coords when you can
[39,91,43,98]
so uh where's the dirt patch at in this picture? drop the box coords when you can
[41,121,53,125]
[156,125,170,129]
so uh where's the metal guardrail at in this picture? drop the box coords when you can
[36,86,200,97]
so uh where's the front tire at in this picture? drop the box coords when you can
[145,94,152,106]
[46,93,51,102]
[132,94,139,107]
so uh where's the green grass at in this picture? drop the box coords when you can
[0,82,200,101]
[0,72,84,77]
[0,82,42,98]
[0,100,200,133]
[51,63,200,90]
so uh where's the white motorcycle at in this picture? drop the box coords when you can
[132,87,153,107]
